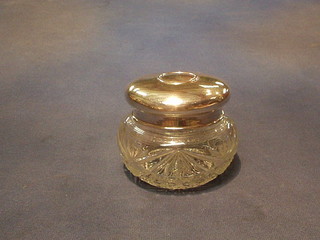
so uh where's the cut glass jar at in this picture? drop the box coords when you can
[117,71,238,189]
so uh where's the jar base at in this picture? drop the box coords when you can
[122,154,235,190]
[123,155,240,192]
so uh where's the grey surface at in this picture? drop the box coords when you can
[1,0,320,239]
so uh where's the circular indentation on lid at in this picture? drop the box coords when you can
[158,72,198,85]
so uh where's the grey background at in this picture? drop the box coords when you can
[1,0,319,239]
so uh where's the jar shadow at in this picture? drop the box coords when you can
[123,154,241,195]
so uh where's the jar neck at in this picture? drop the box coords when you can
[132,109,223,129]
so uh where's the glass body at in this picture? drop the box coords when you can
[118,112,238,190]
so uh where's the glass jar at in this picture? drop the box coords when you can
[117,71,238,190]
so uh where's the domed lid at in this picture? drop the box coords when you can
[126,71,230,114]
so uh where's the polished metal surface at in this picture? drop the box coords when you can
[126,71,230,114]
[132,109,223,129]
[127,71,230,128]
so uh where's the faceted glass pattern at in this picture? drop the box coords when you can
[118,113,238,189]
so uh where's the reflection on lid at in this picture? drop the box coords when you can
[162,96,183,106]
